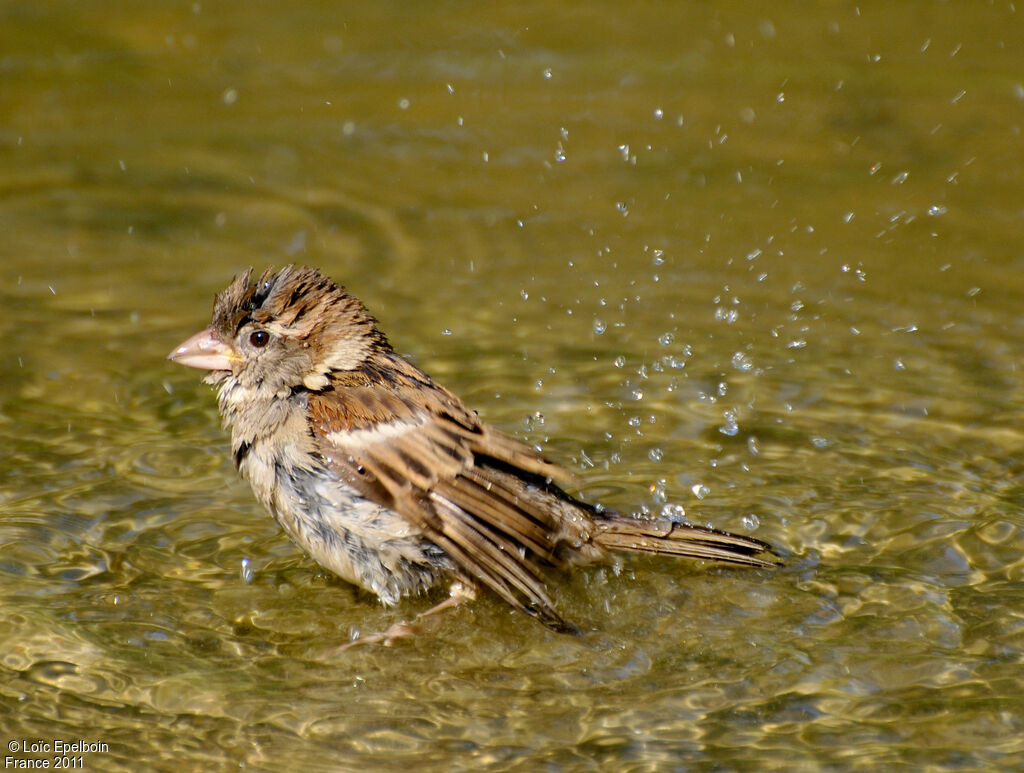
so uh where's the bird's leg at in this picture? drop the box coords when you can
[327,581,477,655]
[415,579,478,620]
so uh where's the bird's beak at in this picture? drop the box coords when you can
[168,327,234,371]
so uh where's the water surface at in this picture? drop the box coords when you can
[2,2,1024,770]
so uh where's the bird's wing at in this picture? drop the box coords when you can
[307,365,581,632]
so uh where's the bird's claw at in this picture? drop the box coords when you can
[324,620,424,655]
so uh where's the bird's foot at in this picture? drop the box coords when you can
[324,580,477,655]
[327,620,424,654]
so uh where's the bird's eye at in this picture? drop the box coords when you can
[249,330,270,348]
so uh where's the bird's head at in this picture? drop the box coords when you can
[169,265,391,395]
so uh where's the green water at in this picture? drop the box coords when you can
[2,2,1024,770]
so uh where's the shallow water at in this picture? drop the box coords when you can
[3,1,1024,770]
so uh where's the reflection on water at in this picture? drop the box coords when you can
[2,1,1024,770]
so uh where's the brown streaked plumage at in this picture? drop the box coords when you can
[169,265,778,636]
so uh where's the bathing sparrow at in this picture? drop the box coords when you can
[169,265,777,637]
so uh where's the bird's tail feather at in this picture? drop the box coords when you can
[592,511,779,568]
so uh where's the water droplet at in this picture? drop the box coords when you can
[649,478,667,503]
[649,448,663,462]
[614,355,626,368]
[731,351,754,371]
[660,503,686,520]
[658,332,674,346]
[715,306,739,323]
[718,409,739,436]
[240,558,254,584]
[691,484,710,500]
[593,319,607,335]
[741,513,760,530]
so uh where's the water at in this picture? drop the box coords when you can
[2,1,1024,770]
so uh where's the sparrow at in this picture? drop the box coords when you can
[169,265,777,640]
